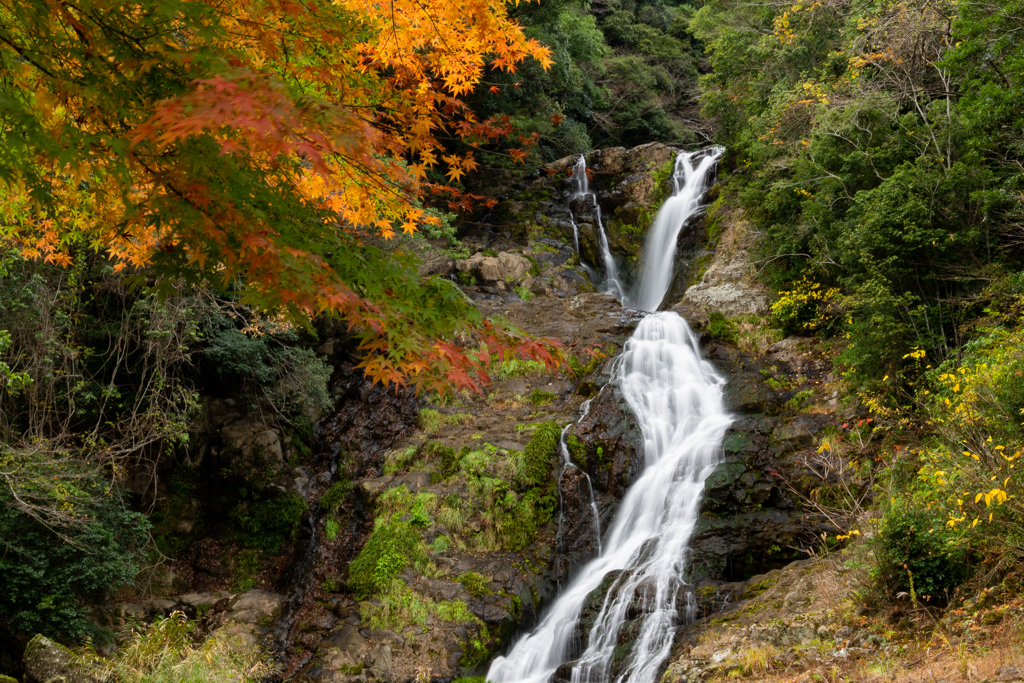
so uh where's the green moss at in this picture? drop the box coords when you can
[784,389,814,411]
[383,447,418,474]
[325,515,341,541]
[523,421,561,486]
[347,517,425,599]
[568,351,604,377]
[457,571,492,598]
[418,408,473,433]
[706,312,737,344]
[419,441,460,478]
[358,584,479,632]
[527,389,556,406]
[459,624,494,669]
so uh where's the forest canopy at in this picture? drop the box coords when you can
[0,0,562,392]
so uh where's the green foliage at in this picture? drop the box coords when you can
[515,285,534,301]
[0,472,150,640]
[784,389,814,412]
[423,442,461,478]
[230,551,262,593]
[347,517,426,599]
[691,0,1022,392]
[567,350,605,377]
[201,312,332,427]
[875,496,970,600]
[431,534,451,553]
[230,491,307,553]
[383,447,418,475]
[325,516,342,541]
[457,572,493,598]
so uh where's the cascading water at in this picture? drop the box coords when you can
[569,156,625,300]
[487,313,733,683]
[629,148,725,312]
[488,146,731,683]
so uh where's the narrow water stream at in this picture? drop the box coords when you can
[487,148,728,683]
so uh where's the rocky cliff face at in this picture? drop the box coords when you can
[5,144,861,683]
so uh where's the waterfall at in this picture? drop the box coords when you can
[569,156,625,300]
[487,313,733,683]
[630,148,725,312]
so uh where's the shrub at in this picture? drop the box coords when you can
[320,479,352,513]
[231,490,308,553]
[423,442,460,478]
[875,497,970,600]
[0,477,150,640]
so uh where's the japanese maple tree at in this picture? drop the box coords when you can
[0,0,560,391]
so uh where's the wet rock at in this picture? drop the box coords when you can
[22,635,90,683]
[370,644,392,680]
[680,206,769,318]
[320,624,367,671]
[566,385,644,498]
[144,598,177,616]
[320,363,420,478]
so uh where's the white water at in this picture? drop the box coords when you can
[569,157,626,300]
[629,148,725,312]
[487,313,733,683]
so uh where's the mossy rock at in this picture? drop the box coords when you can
[23,634,90,683]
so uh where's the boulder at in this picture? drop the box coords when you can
[115,602,148,621]
[456,251,532,285]
[227,590,286,624]
[178,591,229,610]
[23,635,90,683]
[220,420,285,471]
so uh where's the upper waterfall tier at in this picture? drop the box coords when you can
[629,147,724,312]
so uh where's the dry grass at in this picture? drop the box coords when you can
[81,612,270,683]
[705,605,1024,683]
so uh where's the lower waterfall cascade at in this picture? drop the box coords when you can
[487,147,730,683]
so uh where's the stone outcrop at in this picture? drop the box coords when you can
[681,207,769,319]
